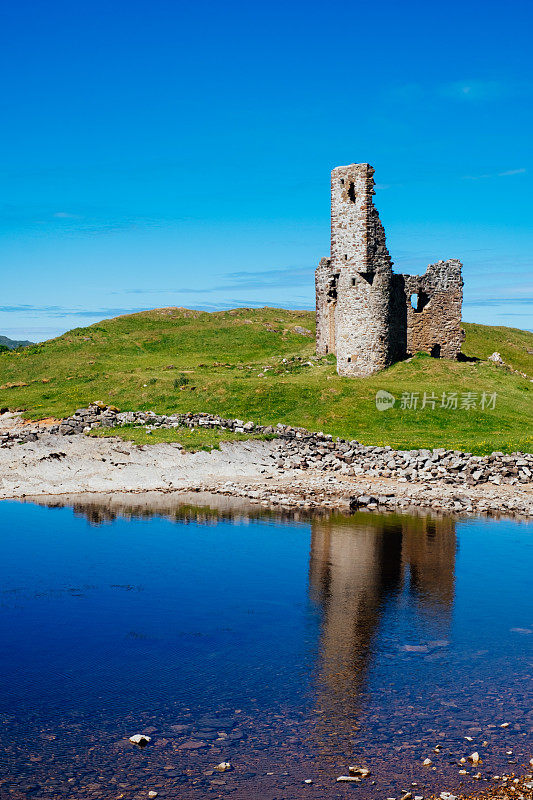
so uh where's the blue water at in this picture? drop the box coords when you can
[0,497,531,799]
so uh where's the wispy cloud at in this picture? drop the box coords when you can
[0,202,165,236]
[498,168,527,177]
[0,304,150,318]
[440,80,506,101]
[462,168,526,180]
[389,79,531,106]
[221,266,312,290]
[463,297,533,306]
[117,265,314,296]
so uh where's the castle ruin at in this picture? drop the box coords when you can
[315,163,464,376]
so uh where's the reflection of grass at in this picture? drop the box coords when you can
[90,424,276,451]
[1,306,532,453]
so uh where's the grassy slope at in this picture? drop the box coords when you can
[90,425,275,451]
[0,307,531,454]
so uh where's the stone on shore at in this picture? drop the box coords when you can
[129,734,151,746]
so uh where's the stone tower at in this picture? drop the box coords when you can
[315,163,464,376]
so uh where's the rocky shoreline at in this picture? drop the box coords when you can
[1,405,532,518]
[430,776,533,800]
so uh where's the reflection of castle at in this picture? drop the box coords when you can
[308,512,456,754]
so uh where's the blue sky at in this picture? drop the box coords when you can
[1,0,531,341]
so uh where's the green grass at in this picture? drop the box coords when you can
[0,306,532,454]
[89,424,276,451]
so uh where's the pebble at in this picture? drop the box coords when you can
[214,762,232,772]
[128,734,151,746]
[178,739,207,749]
[148,792,158,798]
[348,766,370,777]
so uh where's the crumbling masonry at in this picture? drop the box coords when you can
[315,163,464,376]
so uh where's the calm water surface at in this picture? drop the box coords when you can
[0,495,531,800]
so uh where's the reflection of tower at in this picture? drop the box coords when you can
[308,512,457,760]
[401,516,456,612]
[309,515,403,699]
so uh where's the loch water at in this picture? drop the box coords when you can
[0,495,531,800]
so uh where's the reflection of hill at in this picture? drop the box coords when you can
[23,491,322,527]
[308,512,456,758]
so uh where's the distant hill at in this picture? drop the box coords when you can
[0,307,531,453]
[0,335,34,350]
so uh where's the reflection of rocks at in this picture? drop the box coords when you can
[308,512,456,754]
[23,491,328,527]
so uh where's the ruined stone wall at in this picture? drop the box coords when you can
[315,163,464,376]
[330,163,373,268]
[315,257,335,356]
[401,259,464,359]
[316,163,397,376]
[333,164,395,377]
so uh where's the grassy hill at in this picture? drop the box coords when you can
[0,335,33,351]
[0,307,532,454]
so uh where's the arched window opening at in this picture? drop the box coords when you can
[410,291,430,312]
